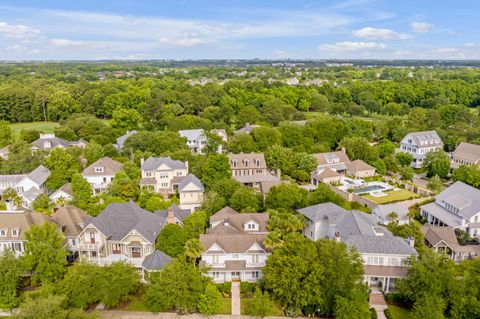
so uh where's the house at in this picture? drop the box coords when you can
[81,157,123,195]
[451,142,480,169]
[200,207,270,283]
[0,165,51,208]
[397,131,443,168]
[154,204,191,225]
[346,160,376,178]
[0,208,53,257]
[51,206,89,256]
[178,129,207,154]
[177,174,204,212]
[372,203,410,225]
[31,133,87,152]
[0,145,9,160]
[228,153,280,190]
[311,149,350,185]
[420,225,479,262]
[77,201,172,279]
[139,157,188,196]
[113,130,137,150]
[212,129,228,143]
[234,123,260,135]
[50,182,74,204]
[420,181,480,238]
[298,203,417,292]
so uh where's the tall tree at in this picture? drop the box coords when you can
[0,250,21,310]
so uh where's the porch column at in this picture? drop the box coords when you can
[386,277,390,293]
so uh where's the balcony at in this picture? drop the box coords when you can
[95,254,144,268]
[79,242,103,251]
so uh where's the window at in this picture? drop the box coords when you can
[91,251,97,258]
[12,243,21,252]
[232,254,239,259]
[251,254,259,264]
[252,271,259,278]
[146,171,152,177]
[103,177,107,182]
[159,172,169,179]
[0,228,6,237]
[11,229,18,237]
[367,256,384,265]
[113,244,121,254]
[232,160,237,167]
[212,272,220,278]
[94,167,104,173]
[212,255,220,264]
[131,247,141,258]
[389,258,398,266]
[161,182,168,187]
[256,169,263,174]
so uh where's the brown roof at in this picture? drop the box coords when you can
[51,206,89,237]
[200,233,270,254]
[209,207,269,233]
[363,265,409,278]
[228,153,267,170]
[58,182,73,196]
[311,167,341,179]
[82,157,123,176]
[233,173,280,184]
[260,180,284,194]
[313,150,350,166]
[140,177,156,185]
[452,142,480,164]
[346,159,375,173]
[0,210,53,240]
[420,225,458,247]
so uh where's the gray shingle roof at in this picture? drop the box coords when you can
[404,130,443,148]
[431,181,480,219]
[114,130,137,149]
[373,203,409,223]
[154,204,191,223]
[142,250,172,270]
[26,165,51,186]
[297,202,347,222]
[141,156,186,171]
[178,174,204,191]
[86,201,165,244]
[178,129,205,141]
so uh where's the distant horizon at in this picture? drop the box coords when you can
[0,1,479,60]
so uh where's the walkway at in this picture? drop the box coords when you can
[231,281,241,315]
[369,289,387,319]
[99,311,308,319]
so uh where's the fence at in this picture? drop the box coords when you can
[325,184,378,209]
[383,176,434,196]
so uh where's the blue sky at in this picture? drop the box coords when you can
[0,0,478,60]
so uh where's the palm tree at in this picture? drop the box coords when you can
[184,238,203,264]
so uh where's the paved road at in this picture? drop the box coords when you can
[231,281,241,315]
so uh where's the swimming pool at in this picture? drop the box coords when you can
[353,185,387,194]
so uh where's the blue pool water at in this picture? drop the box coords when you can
[353,185,386,194]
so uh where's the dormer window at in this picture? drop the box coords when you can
[0,228,6,237]
[232,160,237,167]
[44,141,52,148]
[408,139,412,144]
[94,167,104,173]
[11,229,19,237]
[255,159,260,167]
[245,222,258,231]
[243,159,249,166]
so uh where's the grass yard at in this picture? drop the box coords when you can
[218,298,231,314]
[121,297,152,312]
[241,298,284,316]
[389,305,412,319]
[363,189,420,205]
[9,121,60,138]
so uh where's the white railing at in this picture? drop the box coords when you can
[79,242,103,250]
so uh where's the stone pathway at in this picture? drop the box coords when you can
[369,290,387,319]
[231,281,241,315]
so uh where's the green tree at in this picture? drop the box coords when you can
[265,183,309,211]
[399,166,413,181]
[395,152,413,167]
[156,224,187,257]
[251,127,282,151]
[108,171,139,201]
[23,222,68,284]
[198,283,223,315]
[423,150,450,178]
[0,250,21,310]
[57,263,103,309]
[47,90,81,121]
[44,148,81,190]
[248,288,274,318]
[99,262,140,308]
[183,211,208,240]
[228,133,258,153]
[0,120,13,148]
[83,142,105,166]
[32,193,55,215]
[308,184,346,207]
[229,186,261,212]
[111,107,143,131]
[184,238,204,263]
[452,164,480,188]
[13,295,97,319]
[411,294,446,319]
[334,293,371,319]
[427,175,443,193]
[71,173,93,205]
[144,258,208,313]
[200,154,231,188]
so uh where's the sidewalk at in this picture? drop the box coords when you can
[231,281,241,315]
[369,289,387,319]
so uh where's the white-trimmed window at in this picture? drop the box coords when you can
[0,228,7,237]
[94,167,104,173]
[145,171,152,177]
[251,254,259,263]
[212,255,220,264]
[11,229,19,237]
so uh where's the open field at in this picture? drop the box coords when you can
[363,189,420,205]
[9,122,60,138]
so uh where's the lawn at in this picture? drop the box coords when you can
[389,305,412,319]
[363,189,420,204]
[218,298,231,314]
[9,121,60,138]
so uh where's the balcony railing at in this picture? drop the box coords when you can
[79,242,103,250]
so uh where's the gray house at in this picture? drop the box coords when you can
[397,131,443,168]
[298,202,417,292]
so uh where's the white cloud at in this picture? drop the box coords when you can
[319,41,386,52]
[49,38,109,49]
[158,36,208,47]
[271,50,301,59]
[0,21,41,38]
[353,27,412,40]
[410,22,433,33]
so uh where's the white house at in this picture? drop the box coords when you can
[398,131,444,168]
[178,174,204,212]
[298,203,417,292]
[420,181,480,238]
[50,182,74,204]
[140,157,188,196]
[178,129,208,154]
[81,157,123,195]
[200,207,270,283]
[0,165,51,208]
[451,142,480,169]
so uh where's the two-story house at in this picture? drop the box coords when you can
[451,142,480,169]
[51,205,89,257]
[140,157,188,196]
[228,153,280,190]
[0,165,51,208]
[298,202,417,292]
[311,149,350,184]
[178,129,208,154]
[77,201,172,279]
[177,174,204,212]
[397,130,444,168]
[81,157,123,195]
[200,207,270,283]
[420,181,480,238]
[31,133,87,152]
[0,208,53,257]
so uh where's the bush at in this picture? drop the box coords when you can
[370,307,378,319]
[384,308,393,319]
[216,282,232,296]
[240,282,257,296]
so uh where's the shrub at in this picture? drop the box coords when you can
[240,282,257,296]
[370,307,378,319]
[216,282,232,296]
[384,308,393,319]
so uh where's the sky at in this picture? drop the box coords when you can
[0,0,479,60]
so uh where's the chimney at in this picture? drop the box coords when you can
[167,207,176,224]
[223,218,229,227]
[140,157,144,166]
[185,161,189,172]
[407,236,415,247]
[341,147,346,153]
[334,231,341,243]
